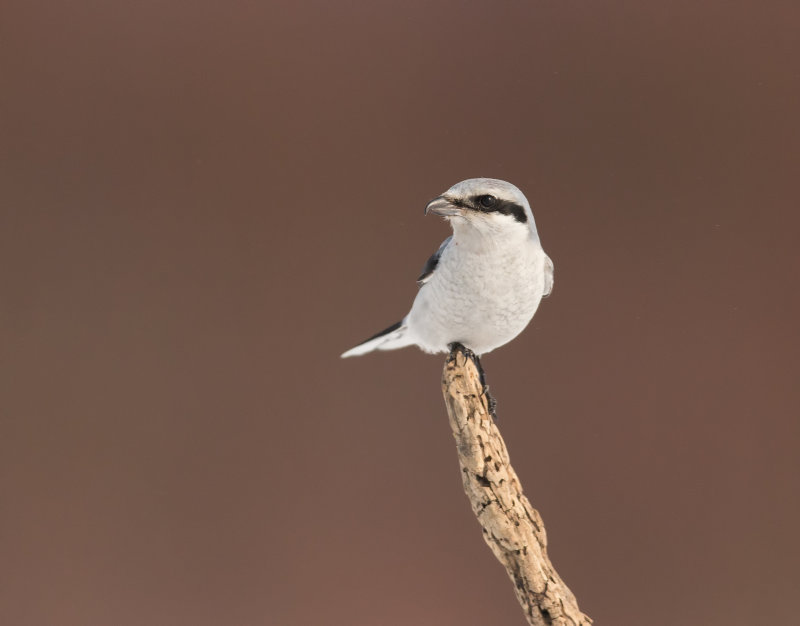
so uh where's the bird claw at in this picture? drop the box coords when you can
[449,342,476,361]
[448,342,497,420]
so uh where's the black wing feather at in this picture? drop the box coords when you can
[416,236,452,287]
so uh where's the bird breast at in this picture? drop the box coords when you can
[407,238,548,354]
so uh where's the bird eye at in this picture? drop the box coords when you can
[478,195,497,208]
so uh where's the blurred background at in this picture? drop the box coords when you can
[2,2,799,625]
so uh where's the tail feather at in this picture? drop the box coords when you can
[341,319,413,358]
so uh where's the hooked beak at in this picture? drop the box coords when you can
[424,196,463,217]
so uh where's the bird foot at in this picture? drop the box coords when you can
[448,343,497,419]
[484,387,498,417]
[449,342,477,362]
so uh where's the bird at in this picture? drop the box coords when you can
[341,178,553,359]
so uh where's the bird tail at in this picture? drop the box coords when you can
[340,319,413,358]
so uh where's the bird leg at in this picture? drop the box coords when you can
[448,343,498,419]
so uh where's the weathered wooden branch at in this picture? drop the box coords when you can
[441,345,592,626]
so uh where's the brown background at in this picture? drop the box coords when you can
[2,2,799,625]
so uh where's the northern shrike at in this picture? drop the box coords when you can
[341,178,553,358]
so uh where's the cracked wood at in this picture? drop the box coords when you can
[441,346,592,626]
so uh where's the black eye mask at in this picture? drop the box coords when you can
[467,195,528,224]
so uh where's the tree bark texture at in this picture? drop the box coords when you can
[441,346,592,626]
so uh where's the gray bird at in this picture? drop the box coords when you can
[341,178,553,358]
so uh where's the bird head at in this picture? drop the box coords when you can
[424,178,537,238]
